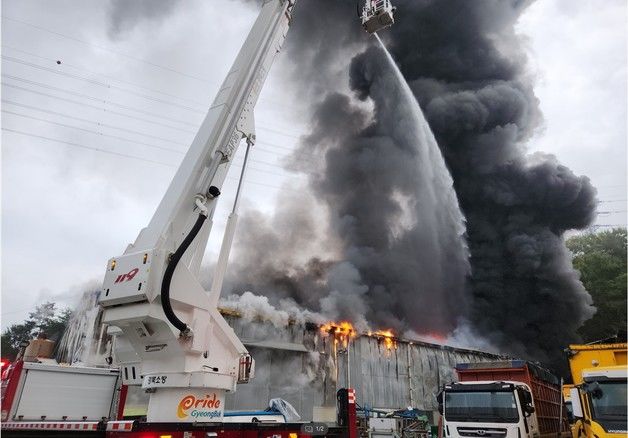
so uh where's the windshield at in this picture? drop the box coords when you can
[589,381,627,432]
[445,391,519,423]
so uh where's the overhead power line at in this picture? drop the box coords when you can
[3,109,184,154]
[587,224,627,230]
[3,55,207,113]
[2,76,307,140]
[2,128,304,193]
[2,127,174,167]
[2,49,304,134]
[597,199,627,203]
[257,125,300,140]
[2,82,197,134]
[2,78,200,129]
[3,100,187,146]
[3,113,299,178]
[2,44,211,107]
[2,104,313,166]
[2,81,317,161]
[2,15,211,83]
[1,43,302,113]
[596,210,628,215]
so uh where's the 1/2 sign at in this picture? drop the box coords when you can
[301,423,328,436]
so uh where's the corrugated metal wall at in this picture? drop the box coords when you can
[223,315,501,419]
[341,337,498,411]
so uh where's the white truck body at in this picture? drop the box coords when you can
[5,362,119,422]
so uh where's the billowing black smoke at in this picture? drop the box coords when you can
[228,0,597,370]
[104,0,598,370]
[229,49,472,334]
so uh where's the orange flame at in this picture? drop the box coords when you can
[368,329,397,350]
[320,321,356,349]
[320,322,400,351]
[320,321,357,337]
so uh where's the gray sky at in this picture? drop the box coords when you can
[517,0,627,227]
[1,0,626,329]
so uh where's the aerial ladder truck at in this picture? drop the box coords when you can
[1,1,395,436]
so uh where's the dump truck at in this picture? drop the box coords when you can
[565,342,627,437]
[438,360,568,438]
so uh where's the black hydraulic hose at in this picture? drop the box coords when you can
[161,213,207,334]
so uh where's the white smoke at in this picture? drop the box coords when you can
[220,291,327,328]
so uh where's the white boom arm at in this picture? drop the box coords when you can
[99,0,296,422]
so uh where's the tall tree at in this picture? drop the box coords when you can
[1,320,36,360]
[567,228,627,341]
[1,302,72,361]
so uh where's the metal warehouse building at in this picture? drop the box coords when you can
[221,311,502,420]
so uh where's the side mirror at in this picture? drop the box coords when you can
[517,388,531,403]
[570,388,584,419]
[524,404,535,415]
[517,388,534,416]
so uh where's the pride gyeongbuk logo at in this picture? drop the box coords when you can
[177,393,223,419]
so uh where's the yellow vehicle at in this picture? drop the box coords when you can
[565,343,627,437]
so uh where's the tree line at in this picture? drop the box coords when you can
[1,302,72,360]
[566,227,627,341]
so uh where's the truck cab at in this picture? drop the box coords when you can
[570,366,627,437]
[439,381,538,438]
[566,342,627,438]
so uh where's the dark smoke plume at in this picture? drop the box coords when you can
[228,0,597,371]
[229,53,472,333]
